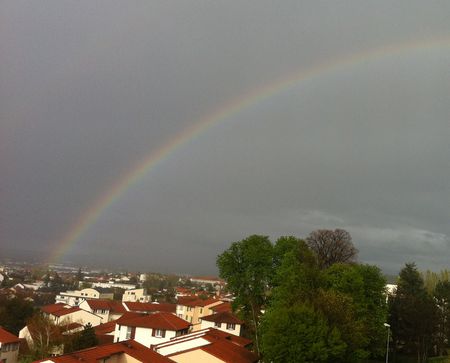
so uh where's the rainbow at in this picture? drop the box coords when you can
[48,36,450,264]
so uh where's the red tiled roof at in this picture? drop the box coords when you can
[41,304,81,317]
[201,338,258,363]
[0,326,20,344]
[94,320,116,335]
[61,323,83,333]
[211,302,232,313]
[117,312,190,331]
[204,328,252,347]
[41,303,69,314]
[201,311,243,324]
[33,339,174,363]
[124,302,176,313]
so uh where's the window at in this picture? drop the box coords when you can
[226,323,236,330]
[153,329,166,338]
[200,308,203,314]
[214,322,221,328]
[125,326,132,339]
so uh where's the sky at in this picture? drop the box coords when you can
[2,1,450,274]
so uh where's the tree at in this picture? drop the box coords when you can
[26,313,64,359]
[65,323,98,353]
[217,235,274,354]
[0,295,35,334]
[322,264,388,359]
[433,280,450,356]
[389,263,437,363]
[260,303,346,363]
[306,229,358,269]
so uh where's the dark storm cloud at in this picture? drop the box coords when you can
[2,1,450,274]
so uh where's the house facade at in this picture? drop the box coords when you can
[114,312,191,348]
[200,311,243,336]
[0,327,20,363]
[55,288,114,306]
[176,297,223,331]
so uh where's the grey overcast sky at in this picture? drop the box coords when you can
[2,1,450,274]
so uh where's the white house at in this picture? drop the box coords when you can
[55,288,114,306]
[122,288,151,303]
[79,299,126,322]
[0,326,20,363]
[200,311,243,336]
[114,312,191,347]
[40,303,103,326]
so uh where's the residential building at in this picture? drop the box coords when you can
[32,339,174,363]
[122,288,151,303]
[55,288,114,306]
[200,311,243,336]
[79,300,126,322]
[114,312,191,348]
[176,297,223,331]
[0,327,20,363]
[153,327,258,363]
[91,282,136,290]
[40,304,103,326]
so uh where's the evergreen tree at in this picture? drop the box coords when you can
[389,263,437,363]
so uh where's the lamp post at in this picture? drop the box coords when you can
[384,323,390,363]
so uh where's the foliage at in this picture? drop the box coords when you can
[389,263,437,363]
[433,280,450,356]
[26,313,64,359]
[217,234,274,353]
[321,264,387,359]
[65,323,98,353]
[306,229,358,269]
[260,304,346,363]
[0,295,35,335]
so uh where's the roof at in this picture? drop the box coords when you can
[60,323,83,333]
[201,311,243,324]
[94,320,117,335]
[33,340,174,363]
[124,302,176,313]
[117,312,191,331]
[203,328,252,347]
[0,326,20,344]
[157,328,257,363]
[85,299,126,313]
[42,304,81,317]
[211,301,232,313]
[177,296,222,308]
[201,338,259,363]
[41,303,70,314]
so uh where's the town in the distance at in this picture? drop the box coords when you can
[0,256,257,363]
[0,231,447,363]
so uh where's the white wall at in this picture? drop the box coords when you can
[200,320,241,336]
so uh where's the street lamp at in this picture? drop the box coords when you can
[384,323,390,363]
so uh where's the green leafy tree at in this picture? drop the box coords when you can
[65,323,98,353]
[322,264,387,359]
[0,295,35,334]
[217,235,274,354]
[260,304,346,363]
[389,263,437,363]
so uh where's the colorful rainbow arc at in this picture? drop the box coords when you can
[48,37,450,264]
